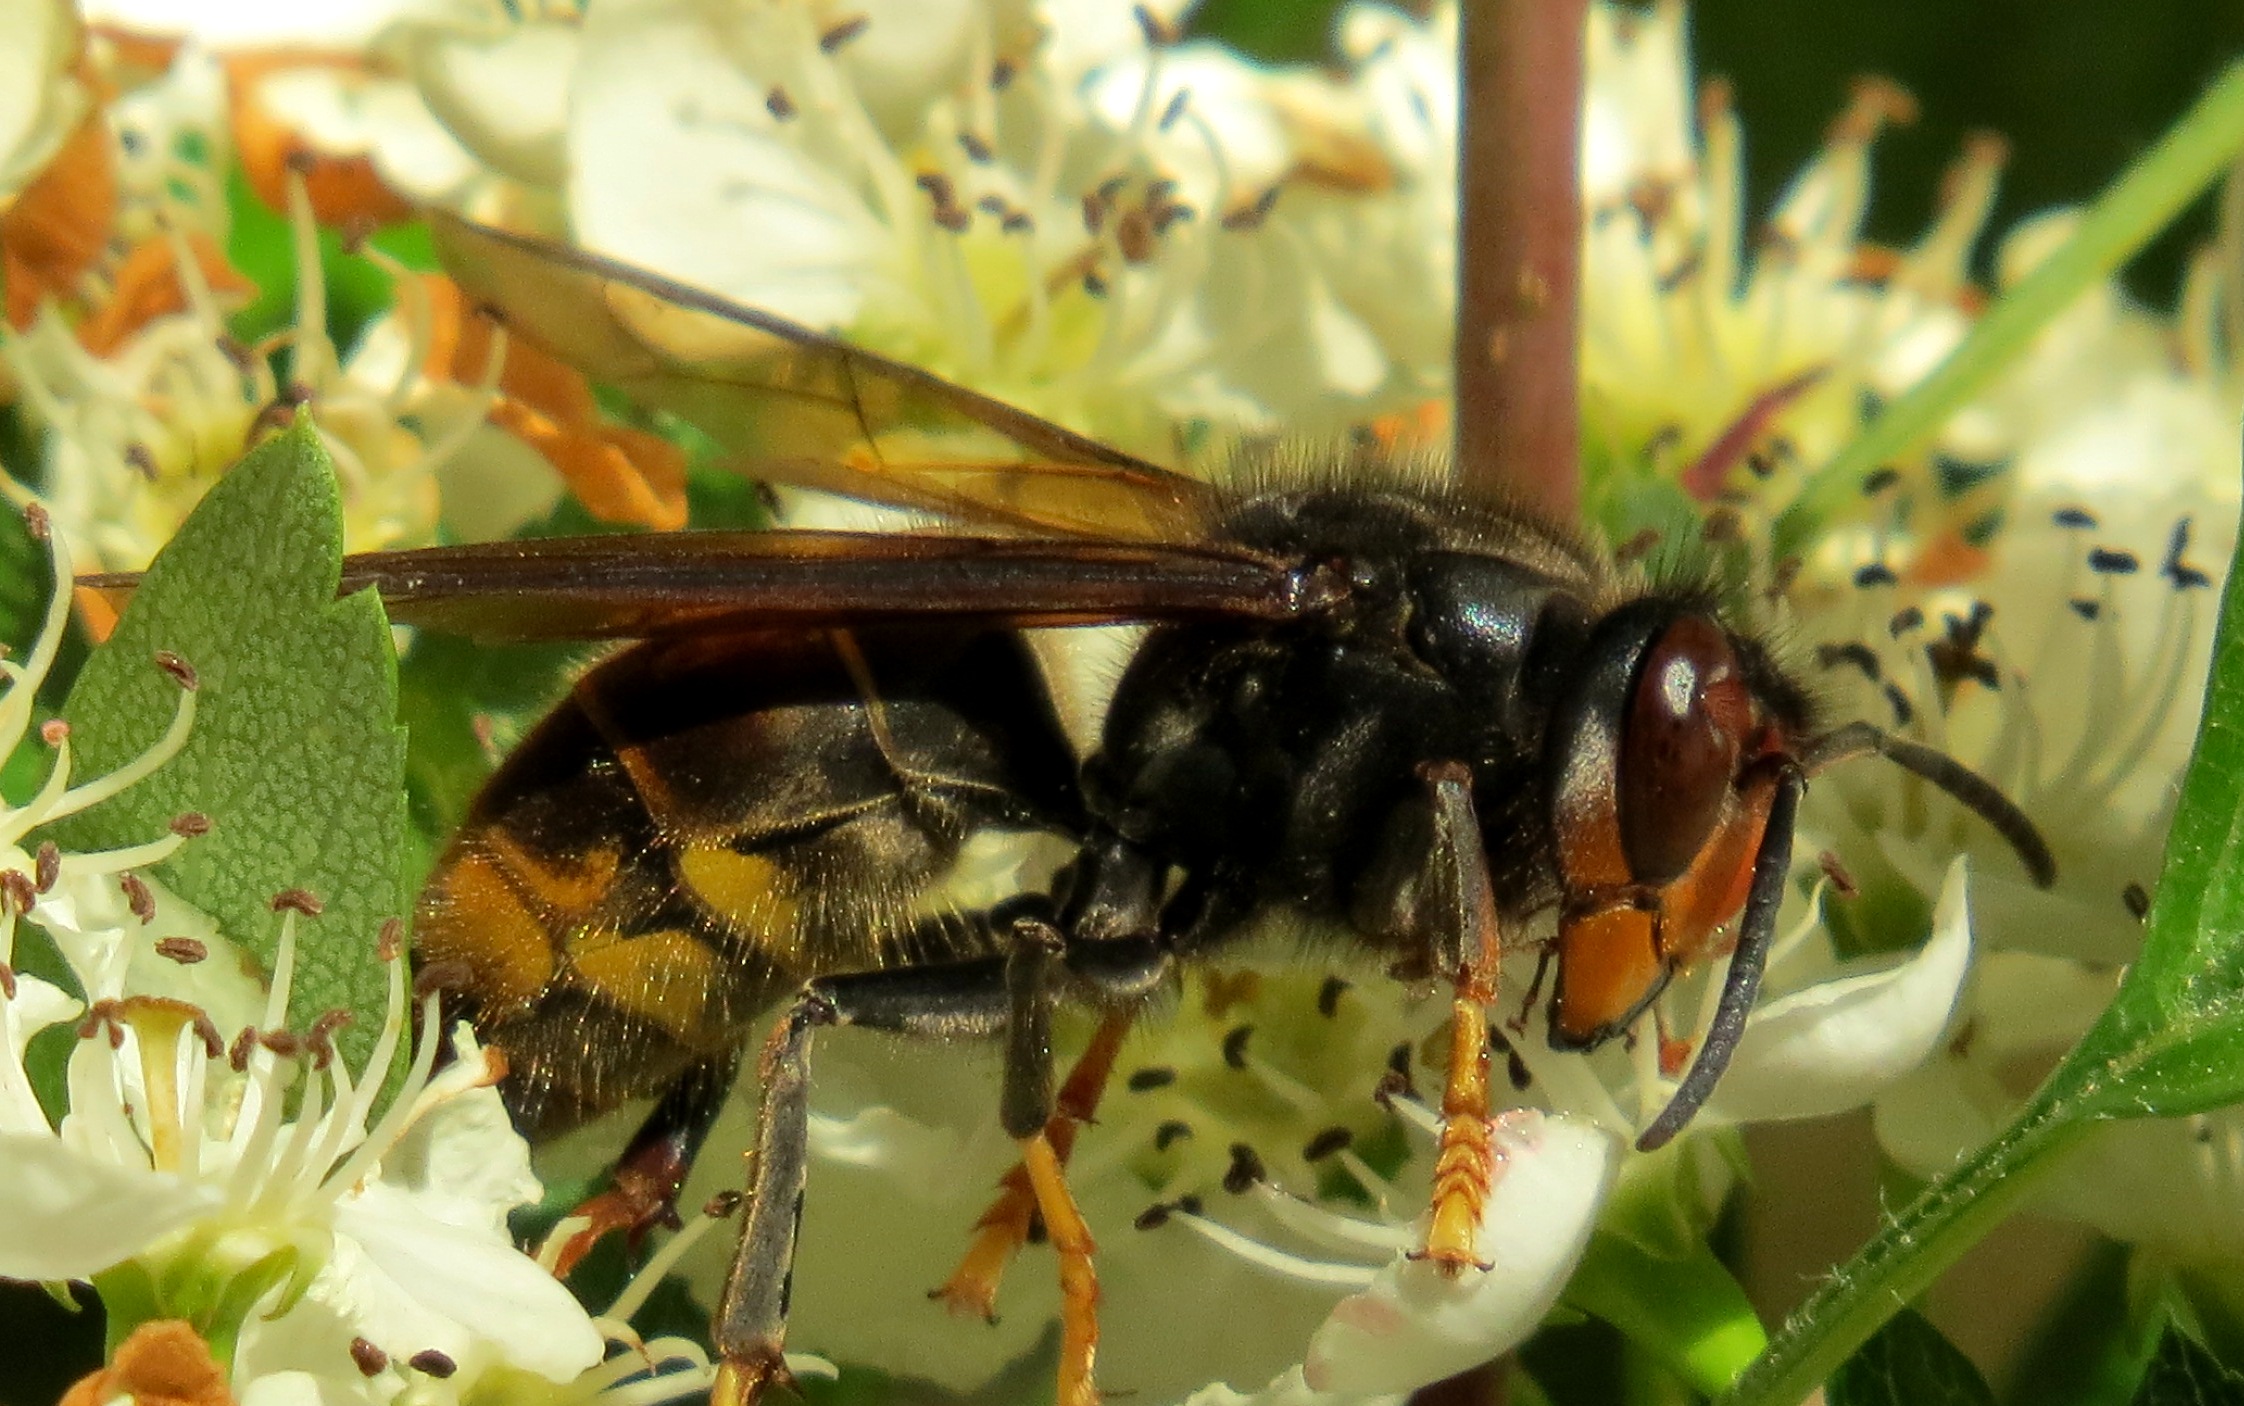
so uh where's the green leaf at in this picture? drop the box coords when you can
[1722,353,2244,1405]
[2131,1326,2244,1406]
[50,422,409,1066]
[1825,1308,1993,1406]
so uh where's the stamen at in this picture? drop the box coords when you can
[605,1202,734,1325]
[1167,1208,1380,1287]
[1251,1183,1413,1253]
[0,502,75,758]
[1,734,77,848]
[250,1045,331,1213]
[315,1002,468,1199]
[46,662,198,821]
[1239,1047,1325,1114]
[338,942,411,1134]
[1336,1149,1399,1209]
[283,170,339,389]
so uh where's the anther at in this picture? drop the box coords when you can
[0,962,16,999]
[170,813,212,837]
[2069,599,2100,621]
[1884,683,1916,727]
[124,444,158,479]
[1853,562,1899,588]
[990,58,1016,90]
[270,888,323,916]
[20,502,48,541]
[408,1350,458,1379]
[1888,606,1925,636]
[1387,1040,1415,1079]
[39,719,67,746]
[1613,526,1662,566]
[259,1030,306,1060]
[1222,1143,1265,1193]
[228,1027,257,1071]
[1221,1025,1253,1069]
[1316,975,1349,1017]
[0,870,34,914]
[413,960,473,998]
[2123,882,2151,921]
[1221,185,1281,231]
[155,649,197,692]
[704,1190,744,1219]
[1116,207,1157,263]
[1135,1202,1174,1230]
[1816,642,1881,681]
[765,86,795,120]
[958,131,993,164]
[1505,1046,1532,1090]
[1158,88,1190,132]
[2052,507,2097,530]
[193,1013,224,1059]
[1860,467,1901,496]
[33,842,58,893]
[2164,519,2212,590]
[1153,1119,1192,1151]
[2087,548,2139,576]
[1926,603,1998,690]
[121,874,157,924]
[350,1339,389,1377]
[818,15,868,52]
[1133,3,1176,45]
[307,1009,354,1068]
[1302,1126,1353,1162]
[1126,1066,1176,1092]
[378,917,405,962]
[155,936,209,965]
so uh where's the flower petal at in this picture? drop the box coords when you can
[0,1132,213,1280]
[1699,857,1974,1126]
[398,19,577,189]
[0,0,83,198]
[1181,1365,1403,1406]
[324,1180,603,1382]
[1301,1112,1619,1396]
[568,0,887,329]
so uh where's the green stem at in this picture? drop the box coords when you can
[1717,1093,2090,1406]
[1772,58,2244,560]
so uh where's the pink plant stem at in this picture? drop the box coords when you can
[1454,0,1587,524]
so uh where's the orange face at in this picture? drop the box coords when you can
[1546,611,1784,1048]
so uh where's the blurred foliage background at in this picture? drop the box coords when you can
[1202,0,2244,304]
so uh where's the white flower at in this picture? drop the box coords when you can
[79,0,495,52]
[0,507,583,1383]
[0,0,88,201]
[0,903,604,1381]
[551,0,1422,456]
[3,164,471,570]
[651,863,1970,1406]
